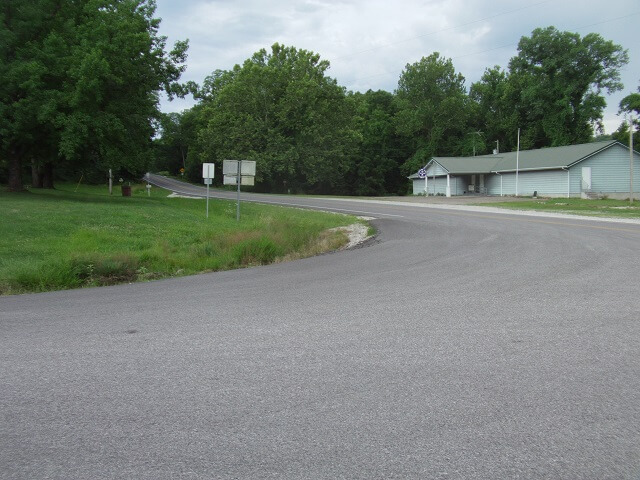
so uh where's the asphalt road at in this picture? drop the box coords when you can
[2,177,640,479]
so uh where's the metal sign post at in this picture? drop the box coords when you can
[418,167,427,195]
[202,163,215,218]
[223,160,257,221]
[236,160,241,221]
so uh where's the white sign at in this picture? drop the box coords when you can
[223,160,256,176]
[202,163,215,179]
[224,176,255,186]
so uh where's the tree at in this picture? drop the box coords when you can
[153,110,200,175]
[507,26,628,149]
[0,0,188,191]
[619,83,640,117]
[198,44,357,194]
[470,66,518,153]
[0,0,70,190]
[395,53,471,174]
[611,121,637,151]
[615,83,640,151]
[348,90,410,195]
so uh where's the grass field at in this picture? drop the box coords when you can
[0,183,365,295]
[484,197,640,218]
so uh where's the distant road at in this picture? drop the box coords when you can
[2,175,640,479]
[144,172,410,217]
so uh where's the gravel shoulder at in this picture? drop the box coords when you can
[342,196,640,225]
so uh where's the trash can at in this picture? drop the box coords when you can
[122,185,132,197]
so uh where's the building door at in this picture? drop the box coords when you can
[581,167,592,192]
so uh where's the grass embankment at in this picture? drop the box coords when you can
[485,197,640,218]
[0,184,365,295]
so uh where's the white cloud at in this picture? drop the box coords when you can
[156,0,640,134]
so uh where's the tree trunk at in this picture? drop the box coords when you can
[42,162,54,189]
[8,148,25,192]
[31,160,44,188]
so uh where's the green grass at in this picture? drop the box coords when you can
[483,197,640,218]
[0,183,365,295]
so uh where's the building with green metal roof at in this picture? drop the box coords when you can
[409,140,640,198]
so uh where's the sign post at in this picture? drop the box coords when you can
[418,167,427,195]
[236,160,241,221]
[202,163,215,218]
[223,160,257,221]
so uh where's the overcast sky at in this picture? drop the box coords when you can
[155,0,639,135]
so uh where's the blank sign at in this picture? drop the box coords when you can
[223,160,256,176]
[202,163,215,179]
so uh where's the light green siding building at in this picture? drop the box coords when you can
[409,140,640,198]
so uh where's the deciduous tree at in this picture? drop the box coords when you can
[395,53,470,174]
[0,0,188,191]
[507,26,628,148]
[198,44,356,194]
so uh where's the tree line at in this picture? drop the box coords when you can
[155,27,636,196]
[2,2,638,195]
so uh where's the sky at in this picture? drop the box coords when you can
[154,0,639,135]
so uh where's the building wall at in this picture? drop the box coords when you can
[570,144,640,198]
[485,145,640,197]
[485,170,570,196]
[412,175,467,195]
[425,163,448,176]
[412,144,640,197]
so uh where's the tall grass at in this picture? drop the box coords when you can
[0,184,362,295]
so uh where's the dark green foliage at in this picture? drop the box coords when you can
[349,90,411,195]
[0,0,188,191]
[153,110,201,177]
[395,53,471,174]
[506,27,628,149]
[611,122,637,151]
[4,13,632,196]
[468,27,629,153]
[619,92,640,117]
[194,44,357,194]
[470,66,518,152]
[159,29,629,195]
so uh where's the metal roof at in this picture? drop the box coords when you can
[486,140,618,172]
[409,140,620,177]
[431,156,504,174]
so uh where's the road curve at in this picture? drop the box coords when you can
[2,177,640,479]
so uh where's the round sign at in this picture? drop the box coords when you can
[418,168,426,179]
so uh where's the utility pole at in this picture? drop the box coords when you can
[630,115,634,205]
[468,131,483,156]
[495,140,499,154]
[515,129,520,197]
